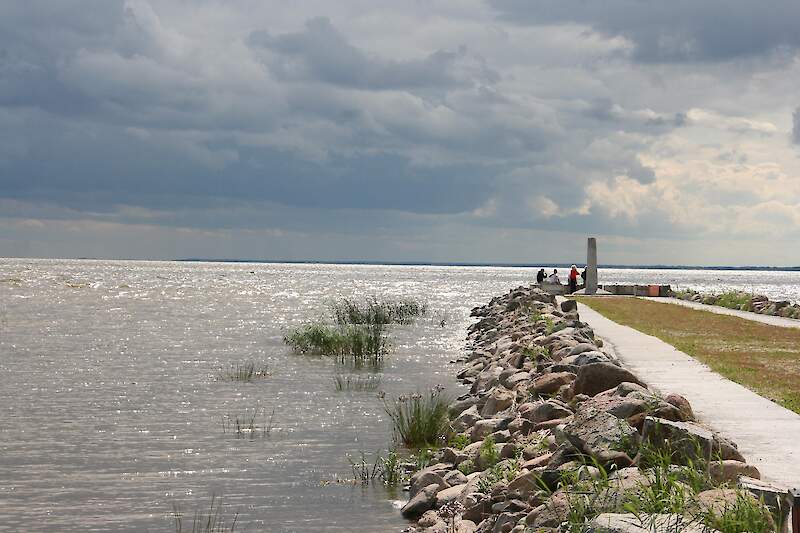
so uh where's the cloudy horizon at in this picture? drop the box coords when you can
[2,1,800,266]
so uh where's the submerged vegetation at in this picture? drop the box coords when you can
[284,322,388,367]
[221,408,275,438]
[330,297,427,326]
[218,359,270,382]
[381,386,450,448]
[333,373,382,391]
[283,296,427,367]
[173,495,238,533]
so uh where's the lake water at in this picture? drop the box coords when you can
[1,259,799,532]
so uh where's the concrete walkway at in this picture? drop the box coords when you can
[641,296,800,329]
[575,301,800,490]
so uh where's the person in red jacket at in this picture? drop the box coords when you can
[568,264,579,294]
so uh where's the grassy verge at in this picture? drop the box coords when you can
[575,296,800,414]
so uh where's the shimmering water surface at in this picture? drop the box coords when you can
[1,259,799,532]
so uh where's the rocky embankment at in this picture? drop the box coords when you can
[401,286,776,532]
[676,289,800,319]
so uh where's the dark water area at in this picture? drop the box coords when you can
[2,259,799,531]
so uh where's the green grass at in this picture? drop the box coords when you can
[382,386,450,448]
[715,291,753,311]
[284,322,388,368]
[330,297,427,326]
[218,360,269,382]
[333,374,382,391]
[702,492,775,533]
[478,435,500,467]
[173,495,238,533]
[576,297,800,414]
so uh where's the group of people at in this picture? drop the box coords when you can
[536,265,586,294]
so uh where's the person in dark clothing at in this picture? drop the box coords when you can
[568,264,579,294]
[536,268,546,284]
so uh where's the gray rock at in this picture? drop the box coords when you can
[573,351,613,366]
[401,483,440,518]
[443,469,468,487]
[562,407,639,466]
[410,471,447,498]
[642,417,745,463]
[529,372,576,395]
[560,299,578,313]
[524,400,573,423]
[453,405,482,432]
[481,386,515,417]
[568,342,598,356]
[573,363,645,397]
[435,483,467,507]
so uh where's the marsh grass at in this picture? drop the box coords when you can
[218,360,269,382]
[576,296,800,414]
[221,408,275,438]
[173,495,238,533]
[284,322,388,368]
[345,450,406,485]
[331,297,427,326]
[333,374,382,391]
[382,386,450,448]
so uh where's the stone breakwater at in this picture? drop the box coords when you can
[676,289,800,319]
[400,286,776,533]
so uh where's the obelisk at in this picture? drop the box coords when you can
[586,237,598,295]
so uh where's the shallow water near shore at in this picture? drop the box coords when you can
[1,259,799,531]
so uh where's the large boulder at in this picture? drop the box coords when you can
[527,491,570,527]
[708,460,760,484]
[562,407,639,466]
[481,386,515,417]
[529,372,576,395]
[401,483,440,518]
[642,417,745,463]
[453,405,482,432]
[410,471,447,498]
[523,400,573,423]
[573,363,645,397]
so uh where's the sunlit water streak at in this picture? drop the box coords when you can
[1,259,798,531]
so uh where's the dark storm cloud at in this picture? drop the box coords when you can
[248,17,498,90]
[488,0,800,62]
[0,111,492,215]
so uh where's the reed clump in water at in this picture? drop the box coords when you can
[381,385,450,449]
[221,408,275,438]
[330,297,427,326]
[173,494,238,533]
[333,373,382,391]
[284,296,426,367]
[284,322,388,367]
[218,360,270,382]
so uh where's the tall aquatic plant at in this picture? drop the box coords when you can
[382,386,450,448]
[330,297,427,326]
[284,322,388,368]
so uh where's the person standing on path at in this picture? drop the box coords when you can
[568,264,579,293]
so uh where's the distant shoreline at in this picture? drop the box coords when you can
[3,256,800,271]
[176,258,800,272]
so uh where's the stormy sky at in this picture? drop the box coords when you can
[2,1,800,265]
